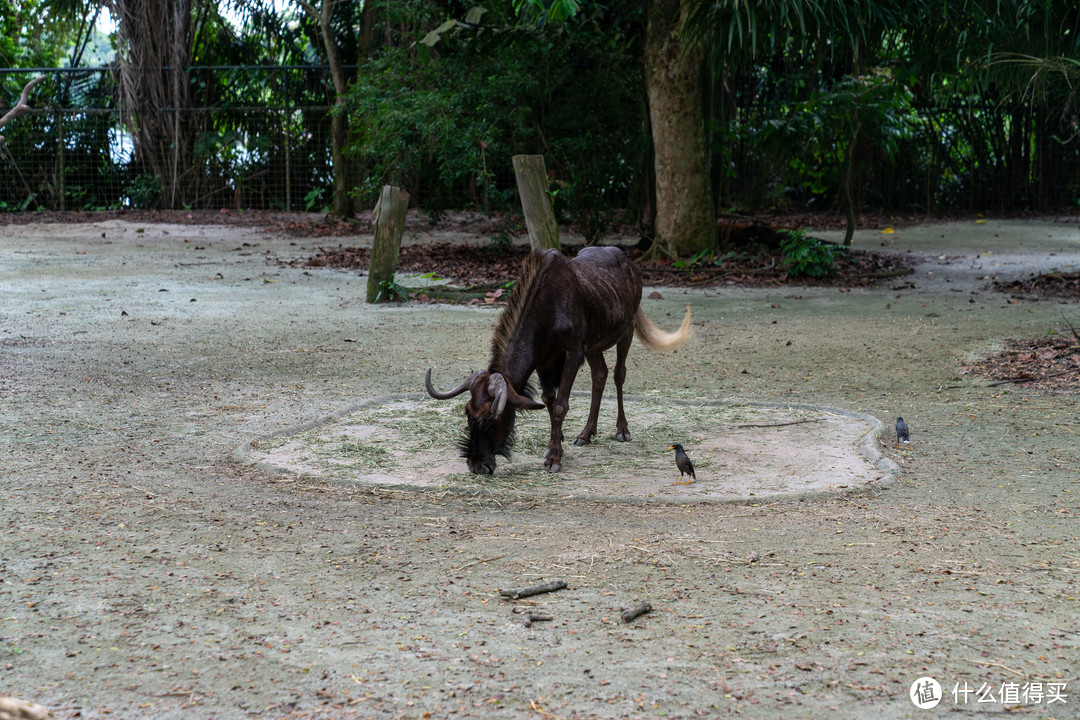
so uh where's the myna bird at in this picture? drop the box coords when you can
[669,444,696,484]
[895,417,910,448]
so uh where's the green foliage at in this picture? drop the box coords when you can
[5,0,1080,218]
[734,68,917,208]
[375,276,409,303]
[0,0,78,68]
[779,229,839,278]
[489,224,518,252]
[304,188,328,213]
[344,5,645,234]
[125,174,161,209]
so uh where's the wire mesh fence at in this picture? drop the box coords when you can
[1,66,336,213]
[2,65,1079,217]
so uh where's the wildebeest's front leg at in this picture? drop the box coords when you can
[542,350,583,473]
[538,369,562,460]
[574,352,607,446]
[613,329,634,441]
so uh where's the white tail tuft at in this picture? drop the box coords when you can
[634,304,692,351]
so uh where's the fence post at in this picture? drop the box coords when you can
[366,185,410,303]
[56,107,65,211]
[511,154,560,251]
[283,68,292,211]
[284,111,292,211]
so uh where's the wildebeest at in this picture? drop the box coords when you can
[425,246,691,474]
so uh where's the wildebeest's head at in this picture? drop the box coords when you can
[425,368,544,474]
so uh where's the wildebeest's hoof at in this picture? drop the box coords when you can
[574,437,588,446]
[544,461,562,473]
[616,431,631,442]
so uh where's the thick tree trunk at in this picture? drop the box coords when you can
[366,186,409,303]
[110,0,197,209]
[644,0,715,258]
[512,154,561,251]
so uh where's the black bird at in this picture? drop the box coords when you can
[895,417,910,448]
[669,444,696,484]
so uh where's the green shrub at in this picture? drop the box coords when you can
[344,8,645,236]
[779,229,839,278]
[125,174,162,209]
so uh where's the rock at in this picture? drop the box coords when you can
[0,697,53,720]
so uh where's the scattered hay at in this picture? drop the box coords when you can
[241,397,880,503]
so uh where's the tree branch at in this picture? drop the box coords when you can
[0,75,47,132]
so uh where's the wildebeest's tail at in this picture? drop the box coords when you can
[634,305,692,351]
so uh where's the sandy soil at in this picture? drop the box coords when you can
[1,217,1078,719]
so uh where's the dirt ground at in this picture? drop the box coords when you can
[1,215,1078,720]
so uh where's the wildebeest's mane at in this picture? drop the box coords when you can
[487,251,543,401]
[490,251,544,366]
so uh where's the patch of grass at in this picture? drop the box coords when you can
[377,405,461,451]
[317,441,392,467]
[261,397,821,483]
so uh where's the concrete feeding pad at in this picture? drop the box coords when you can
[236,395,898,503]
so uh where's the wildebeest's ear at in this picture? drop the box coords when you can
[513,395,545,411]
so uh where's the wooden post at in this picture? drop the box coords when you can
[366,185,410,303]
[512,154,561,251]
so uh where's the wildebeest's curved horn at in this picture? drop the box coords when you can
[487,373,509,418]
[425,368,480,400]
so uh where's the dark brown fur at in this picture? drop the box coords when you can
[426,246,691,474]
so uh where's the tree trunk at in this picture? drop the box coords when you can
[512,154,561,251]
[366,186,410,303]
[644,0,715,258]
[301,0,356,218]
[110,0,198,209]
[842,118,860,247]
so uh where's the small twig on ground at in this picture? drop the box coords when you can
[530,699,566,720]
[1060,310,1080,342]
[512,608,554,628]
[453,555,505,572]
[735,419,822,429]
[620,601,652,623]
[499,579,566,600]
[964,658,1025,677]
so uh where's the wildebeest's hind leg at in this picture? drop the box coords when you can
[574,352,608,446]
[613,329,633,441]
